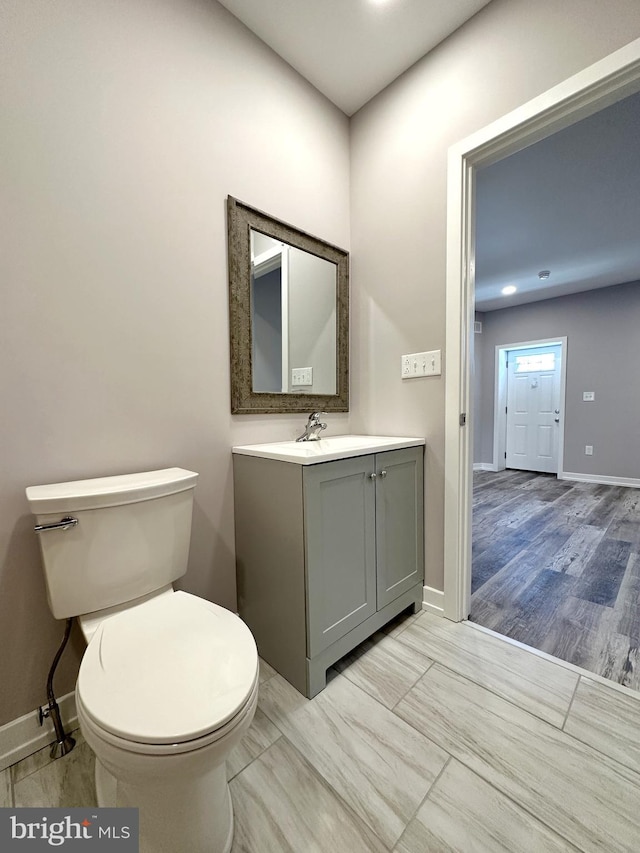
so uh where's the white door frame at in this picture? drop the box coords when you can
[443,38,640,623]
[493,338,567,475]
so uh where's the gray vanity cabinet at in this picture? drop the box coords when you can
[304,455,378,657]
[233,444,424,698]
[375,448,424,608]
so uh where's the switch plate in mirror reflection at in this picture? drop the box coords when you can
[227,196,349,414]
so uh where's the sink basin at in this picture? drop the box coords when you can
[232,435,425,465]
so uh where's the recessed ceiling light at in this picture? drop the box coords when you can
[502,285,517,295]
[538,270,551,280]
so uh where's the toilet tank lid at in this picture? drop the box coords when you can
[26,468,198,514]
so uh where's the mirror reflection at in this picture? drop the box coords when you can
[251,230,337,395]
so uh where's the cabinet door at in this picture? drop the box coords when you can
[304,455,377,656]
[375,446,424,609]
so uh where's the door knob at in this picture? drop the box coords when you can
[554,409,560,414]
[369,472,377,480]
[379,470,387,478]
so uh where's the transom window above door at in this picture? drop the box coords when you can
[514,352,556,373]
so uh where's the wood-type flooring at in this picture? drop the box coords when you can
[470,469,640,691]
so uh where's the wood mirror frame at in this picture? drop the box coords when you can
[227,196,349,414]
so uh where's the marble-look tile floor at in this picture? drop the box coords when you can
[6,610,640,851]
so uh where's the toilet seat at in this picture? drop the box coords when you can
[77,591,258,748]
[76,673,259,757]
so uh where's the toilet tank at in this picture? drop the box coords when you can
[26,468,199,619]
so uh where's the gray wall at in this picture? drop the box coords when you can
[288,249,337,394]
[1,0,350,726]
[474,281,640,478]
[350,0,640,592]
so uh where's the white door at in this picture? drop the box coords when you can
[506,345,562,473]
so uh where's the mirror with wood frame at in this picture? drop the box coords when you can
[227,196,349,414]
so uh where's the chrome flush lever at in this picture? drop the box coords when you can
[34,516,79,533]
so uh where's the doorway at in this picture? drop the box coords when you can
[506,345,560,473]
[443,38,640,624]
[493,339,566,476]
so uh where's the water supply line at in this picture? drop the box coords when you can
[39,617,76,760]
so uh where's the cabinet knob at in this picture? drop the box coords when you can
[369,472,377,480]
[380,470,387,478]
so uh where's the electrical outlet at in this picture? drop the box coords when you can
[583,391,595,402]
[401,349,442,379]
[585,445,593,456]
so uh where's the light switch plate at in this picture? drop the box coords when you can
[292,367,312,386]
[424,350,442,376]
[401,350,442,379]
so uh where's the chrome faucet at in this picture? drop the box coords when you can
[296,412,327,442]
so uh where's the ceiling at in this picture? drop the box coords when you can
[475,90,640,312]
[216,0,492,115]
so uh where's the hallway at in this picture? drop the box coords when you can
[470,470,640,690]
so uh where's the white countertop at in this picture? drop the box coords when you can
[232,435,425,465]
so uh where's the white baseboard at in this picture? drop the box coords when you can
[560,471,640,489]
[473,463,498,472]
[422,585,444,616]
[0,691,78,773]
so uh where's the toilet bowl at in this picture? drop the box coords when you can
[26,468,258,853]
[77,591,258,853]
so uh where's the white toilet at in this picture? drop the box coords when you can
[26,468,258,853]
